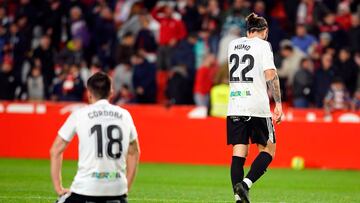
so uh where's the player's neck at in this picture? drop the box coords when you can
[247,33,264,39]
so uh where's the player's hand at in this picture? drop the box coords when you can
[273,103,283,124]
[56,187,69,196]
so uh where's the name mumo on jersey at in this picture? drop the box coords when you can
[234,44,251,51]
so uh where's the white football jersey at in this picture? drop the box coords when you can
[58,99,138,196]
[227,37,276,117]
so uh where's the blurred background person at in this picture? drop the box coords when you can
[131,53,156,103]
[314,53,336,108]
[51,63,84,101]
[209,63,229,117]
[291,24,317,55]
[25,65,46,101]
[334,47,358,96]
[194,53,218,106]
[152,1,187,70]
[277,40,305,101]
[0,57,20,100]
[165,64,193,105]
[293,58,314,108]
[324,77,351,117]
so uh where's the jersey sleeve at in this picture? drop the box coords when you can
[262,42,276,71]
[126,111,138,142]
[58,112,77,142]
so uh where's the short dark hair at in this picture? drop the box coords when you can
[246,13,268,33]
[87,72,111,99]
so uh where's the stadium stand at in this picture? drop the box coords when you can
[0,0,359,114]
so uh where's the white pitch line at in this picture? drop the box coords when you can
[0,196,282,203]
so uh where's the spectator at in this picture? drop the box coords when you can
[181,0,201,33]
[296,0,329,29]
[291,24,317,54]
[314,53,336,107]
[43,0,63,50]
[293,58,314,108]
[319,12,347,49]
[0,58,20,100]
[277,40,305,98]
[0,6,10,27]
[210,63,229,117]
[134,12,158,63]
[310,32,332,68]
[194,54,218,106]
[352,89,360,111]
[348,14,360,53]
[131,54,157,103]
[335,2,352,31]
[69,6,90,47]
[201,0,222,54]
[119,10,160,41]
[152,1,187,70]
[112,63,133,95]
[217,26,240,66]
[194,29,210,69]
[115,32,135,65]
[324,77,351,116]
[9,18,32,80]
[57,38,84,66]
[355,52,360,91]
[170,33,197,79]
[94,6,116,69]
[33,35,55,87]
[52,64,84,101]
[26,66,46,101]
[112,84,134,105]
[0,24,7,63]
[221,0,250,36]
[334,47,358,96]
[165,64,193,105]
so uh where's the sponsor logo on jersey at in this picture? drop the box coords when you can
[230,90,251,97]
[92,171,121,180]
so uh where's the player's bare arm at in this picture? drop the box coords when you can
[265,69,283,124]
[126,139,140,191]
[50,136,69,196]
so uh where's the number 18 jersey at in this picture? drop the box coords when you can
[58,99,138,196]
[227,37,276,117]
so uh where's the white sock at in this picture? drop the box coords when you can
[243,178,253,189]
[234,194,241,201]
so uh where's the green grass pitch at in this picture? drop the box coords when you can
[0,158,359,203]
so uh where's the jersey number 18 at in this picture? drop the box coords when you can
[90,124,123,159]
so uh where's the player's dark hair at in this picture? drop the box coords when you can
[87,72,111,99]
[246,13,268,33]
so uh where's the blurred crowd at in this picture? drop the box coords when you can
[0,0,359,113]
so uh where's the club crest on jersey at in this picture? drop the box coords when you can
[230,90,251,97]
[234,44,251,51]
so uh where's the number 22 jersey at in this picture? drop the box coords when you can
[227,37,276,117]
[58,99,138,196]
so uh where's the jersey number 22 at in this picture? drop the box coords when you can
[229,54,254,83]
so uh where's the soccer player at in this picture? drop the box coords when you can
[50,72,140,203]
[227,13,282,203]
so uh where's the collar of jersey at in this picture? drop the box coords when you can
[93,99,110,105]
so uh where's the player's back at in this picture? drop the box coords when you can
[59,99,137,196]
[227,37,276,117]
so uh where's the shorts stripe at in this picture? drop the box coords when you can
[56,193,71,203]
[266,118,274,143]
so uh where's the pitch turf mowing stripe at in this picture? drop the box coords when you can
[0,158,360,203]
